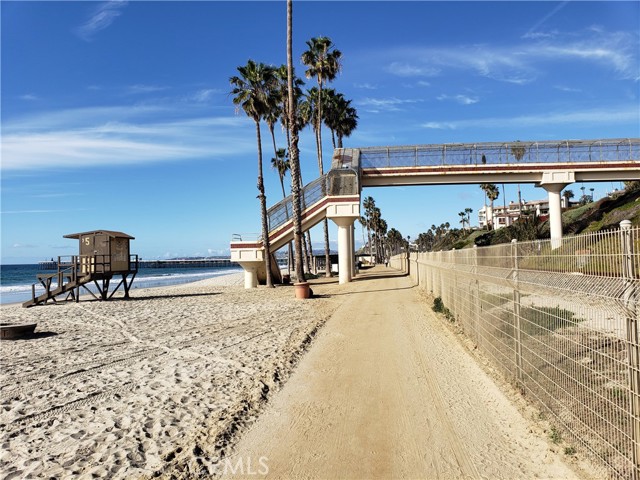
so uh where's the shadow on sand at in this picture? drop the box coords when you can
[309,268,413,298]
[118,292,221,302]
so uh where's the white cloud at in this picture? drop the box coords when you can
[20,94,38,101]
[522,1,569,39]
[357,97,421,112]
[190,89,219,102]
[437,94,479,105]
[380,27,639,84]
[1,105,255,171]
[75,1,128,41]
[423,122,456,130]
[420,106,639,130]
[554,85,582,93]
[386,62,440,77]
[125,84,169,95]
[533,35,640,80]
[354,83,377,90]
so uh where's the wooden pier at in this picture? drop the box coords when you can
[138,259,237,268]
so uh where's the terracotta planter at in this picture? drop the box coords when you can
[294,282,311,299]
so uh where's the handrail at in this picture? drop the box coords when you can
[357,138,640,169]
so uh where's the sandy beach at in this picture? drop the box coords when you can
[1,267,590,479]
[1,272,339,479]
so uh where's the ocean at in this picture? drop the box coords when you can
[0,263,244,306]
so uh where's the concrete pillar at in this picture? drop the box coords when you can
[539,171,574,250]
[332,217,356,285]
[239,262,259,289]
[350,224,356,278]
[542,183,566,249]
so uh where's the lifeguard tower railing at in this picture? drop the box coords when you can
[357,138,640,169]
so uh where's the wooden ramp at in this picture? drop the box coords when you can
[22,255,138,308]
[22,273,91,308]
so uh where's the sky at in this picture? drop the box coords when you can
[2,0,639,264]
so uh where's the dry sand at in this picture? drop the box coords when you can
[1,267,589,479]
[1,273,338,479]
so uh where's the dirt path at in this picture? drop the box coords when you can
[223,267,582,479]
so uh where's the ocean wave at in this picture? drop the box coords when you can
[0,268,242,304]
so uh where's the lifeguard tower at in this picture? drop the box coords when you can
[23,230,139,307]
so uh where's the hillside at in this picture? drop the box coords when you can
[435,184,640,250]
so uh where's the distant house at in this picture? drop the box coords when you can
[477,197,559,230]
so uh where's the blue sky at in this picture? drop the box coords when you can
[2,1,639,264]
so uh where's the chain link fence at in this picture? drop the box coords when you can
[393,223,640,479]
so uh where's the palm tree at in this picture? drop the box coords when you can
[480,183,500,230]
[387,228,403,256]
[464,207,473,231]
[271,148,290,201]
[302,36,342,277]
[271,148,293,275]
[510,141,526,216]
[362,196,376,261]
[323,89,358,149]
[286,0,305,283]
[276,70,313,274]
[264,85,283,163]
[562,189,574,208]
[458,211,466,230]
[230,60,277,287]
[275,64,305,152]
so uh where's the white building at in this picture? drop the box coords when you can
[477,197,567,230]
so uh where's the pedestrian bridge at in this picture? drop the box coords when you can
[231,138,640,288]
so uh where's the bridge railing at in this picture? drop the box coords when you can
[359,138,640,169]
[265,167,360,237]
[266,175,326,235]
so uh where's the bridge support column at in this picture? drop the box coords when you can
[332,217,357,285]
[326,200,360,286]
[350,224,357,278]
[240,262,260,289]
[230,247,264,289]
[539,172,574,249]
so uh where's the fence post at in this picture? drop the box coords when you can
[474,245,480,347]
[621,219,640,480]
[512,239,524,389]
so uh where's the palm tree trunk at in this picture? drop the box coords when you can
[256,120,273,287]
[315,82,331,277]
[269,124,278,160]
[287,0,304,283]
[323,218,331,276]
